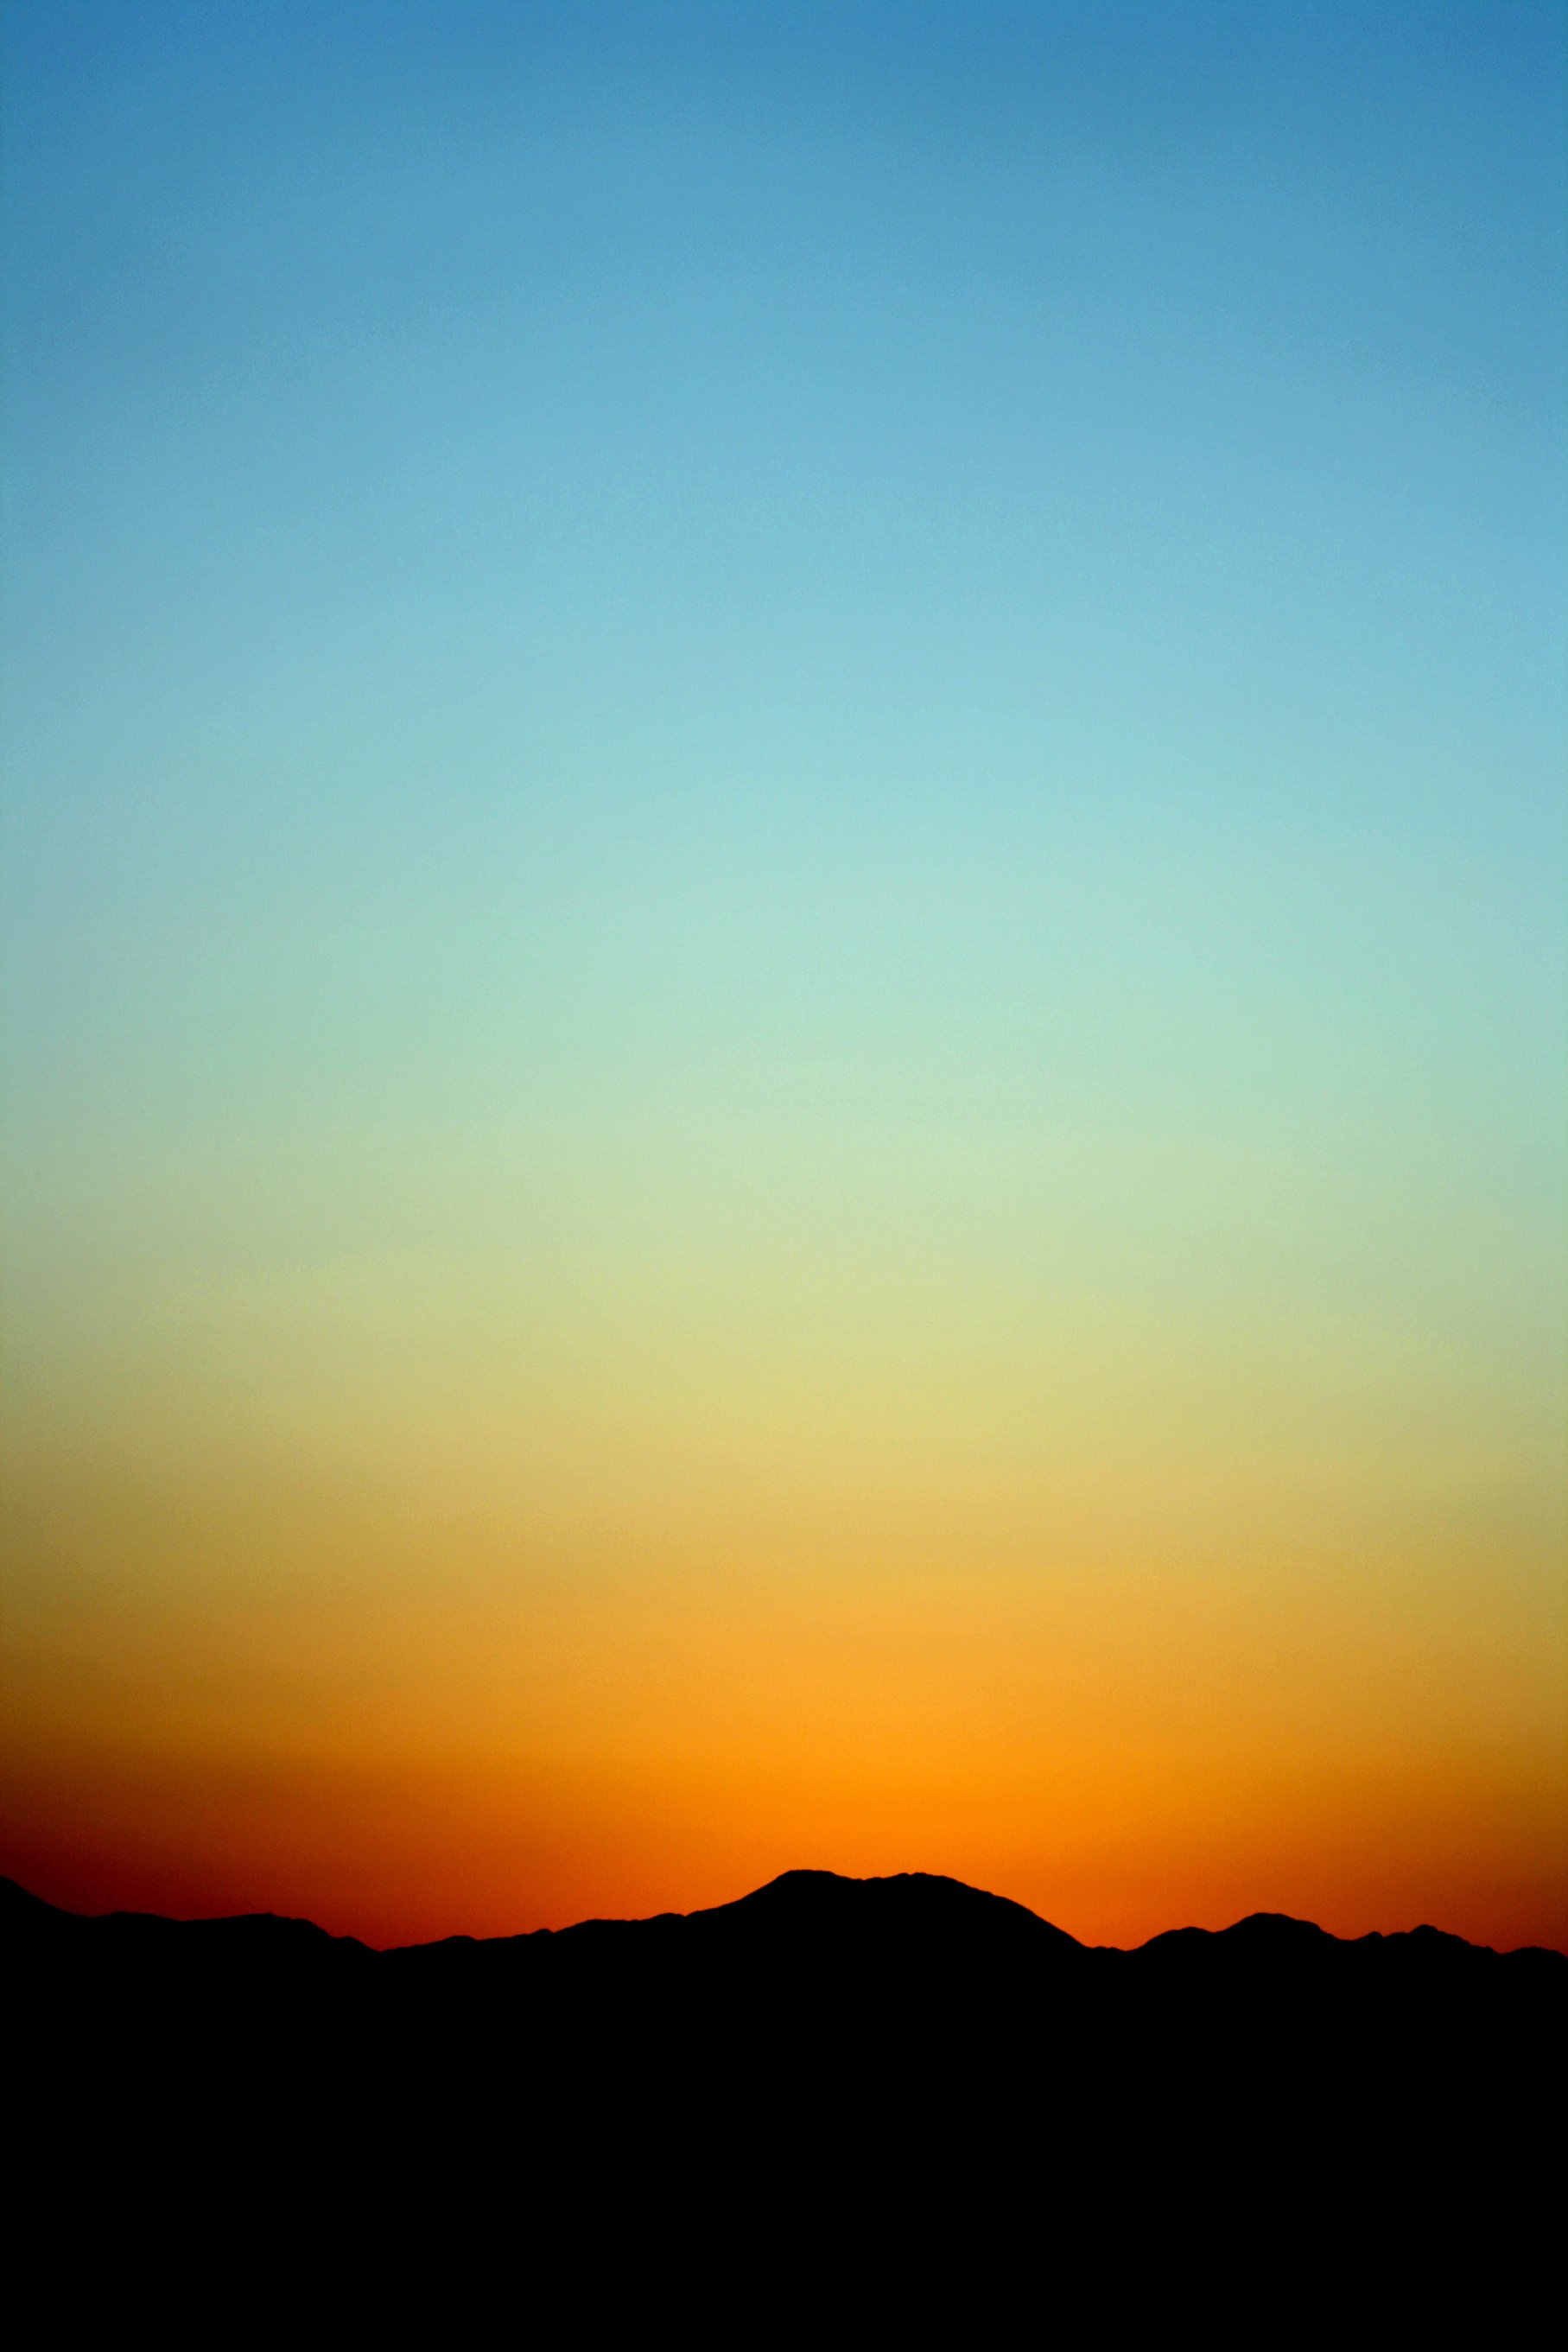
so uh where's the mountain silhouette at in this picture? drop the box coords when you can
[10,1866,1559,2323]
[10,1859,1558,1980]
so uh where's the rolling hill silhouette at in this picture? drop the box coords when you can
[10,1866,1560,2321]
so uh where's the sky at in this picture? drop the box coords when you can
[2,0,1564,1951]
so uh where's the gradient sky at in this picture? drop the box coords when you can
[2,0,1565,1950]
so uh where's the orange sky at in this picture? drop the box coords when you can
[4,1425,1562,1951]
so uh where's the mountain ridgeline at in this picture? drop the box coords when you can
[11,1868,1560,2314]
[8,1859,1558,1993]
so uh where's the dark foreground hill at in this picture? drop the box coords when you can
[9,1868,1562,2322]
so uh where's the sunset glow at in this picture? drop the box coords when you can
[3,1,1564,1951]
